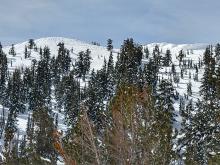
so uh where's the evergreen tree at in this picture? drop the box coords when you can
[171,64,176,75]
[164,49,172,66]
[216,64,220,98]
[56,72,80,126]
[75,49,91,80]
[28,39,35,49]
[8,69,25,113]
[36,46,52,106]
[200,59,216,100]
[22,68,33,105]
[9,44,16,56]
[24,46,30,58]
[143,59,158,90]
[178,49,184,63]
[153,45,162,66]
[32,106,57,164]
[106,52,115,99]
[75,51,84,78]
[85,69,106,129]
[0,50,8,104]
[107,39,113,51]
[4,69,25,160]
[84,49,92,77]
[56,42,71,75]
[144,47,149,58]
[156,80,176,123]
[24,46,28,59]
[116,38,143,84]
[203,46,212,66]
[215,43,220,63]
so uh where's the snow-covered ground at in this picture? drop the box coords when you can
[143,43,206,130]
[2,37,118,130]
[3,37,118,72]
[0,37,208,163]
[0,37,119,163]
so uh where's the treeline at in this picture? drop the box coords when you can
[0,39,220,164]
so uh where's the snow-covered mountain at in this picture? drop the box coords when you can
[2,38,208,72]
[3,37,117,72]
[0,37,209,164]
[2,37,208,131]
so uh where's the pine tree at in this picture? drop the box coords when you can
[58,72,81,126]
[75,51,84,78]
[24,114,35,163]
[215,43,220,63]
[178,49,184,63]
[28,39,35,49]
[4,70,25,162]
[85,69,106,129]
[4,110,17,161]
[107,39,113,51]
[106,52,115,99]
[164,49,172,66]
[32,106,57,164]
[36,47,52,106]
[216,64,220,98]
[9,44,16,56]
[24,46,28,59]
[84,49,92,78]
[143,59,158,90]
[39,47,43,56]
[200,59,216,100]
[22,68,33,105]
[0,49,8,105]
[156,80,176,123]
[203,46,212,66]
[56,42,72,75]
[144,47,149,58]
[171,64,176,75]
[116,38,143,84]
[24,46,30,58]
[8,69,25,113]
[153,45,162,66]
[75,49,91,80]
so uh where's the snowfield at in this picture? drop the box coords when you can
[3,37,118,72]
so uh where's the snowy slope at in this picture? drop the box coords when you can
[0,38,208,163]
[0,37,118,163]
[143,43,207,132]
[1,39,208,134]
[3,37,117,72]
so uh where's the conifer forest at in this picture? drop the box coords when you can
[0,37,219,165]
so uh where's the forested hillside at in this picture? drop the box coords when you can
[0,37,219,165]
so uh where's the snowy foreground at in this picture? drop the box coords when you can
[0,37,208,164]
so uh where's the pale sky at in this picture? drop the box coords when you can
[1,0,220,46]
